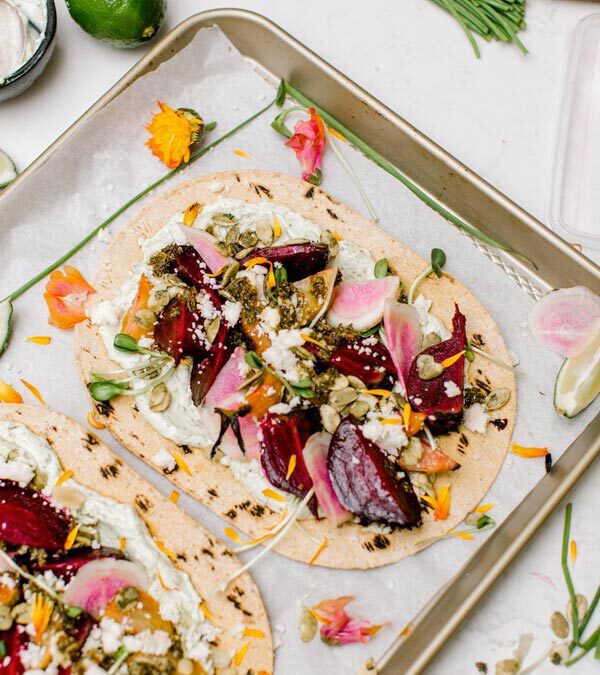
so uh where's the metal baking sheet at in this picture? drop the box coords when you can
[2,9,599,674]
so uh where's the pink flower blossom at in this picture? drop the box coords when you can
[285,108,326,185]
[312,596,382,646]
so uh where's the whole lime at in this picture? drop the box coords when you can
[65,0,167,49]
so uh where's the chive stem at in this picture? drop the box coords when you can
[3,96,277,304]
[562,504,580,644]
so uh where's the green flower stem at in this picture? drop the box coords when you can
[407,265,433,305]
[574,585,600,647]
[565,627,600,667]
[280,82,533,267]
[562,504,580,644]
[4,97,277,304]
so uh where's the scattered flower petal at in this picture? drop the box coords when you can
[511,443,548,458]
[312,596,382,646]
[285,108,326,185]
[0,381,22,403]
[169,490,180,504]
[55,470,73,487]
[440,350,465,368]
[145,101,203,169]
[119,537,126,552]
[449,529,474,541]
[243,627,265,639]
[64,525,79,551]
[327,126,346,142]
[262,488,286,502]
[44,266,95,329]
[32,594,53,644]
[20,378,46,405]
[157,569,176,591]
[570,539,577,565]
[25,336,51,345]
[200,600,216,623]
[308,537,329,566]
[234,149,252,158]
[474,503,495,513]
[155,539,176,561]
[225,527,242,543]
[183,202,202,226]
[173,453,191,475]
[286,454,297,480]
[422,484,451,520]
[233,641,250,666]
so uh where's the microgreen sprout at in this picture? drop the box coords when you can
[407,248,448,305]
[113,333,153,354]
[374,258,389,278]
[245,351,264,370]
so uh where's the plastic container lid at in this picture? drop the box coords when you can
[549,14,600,250]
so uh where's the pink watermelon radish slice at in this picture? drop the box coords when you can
[303,432,352,527]
[205,346,260,460]
[529,286,600,358]
[383,299,422,392]
[327,277,400,331]
[180,225,234,273]
[62,558,149,619]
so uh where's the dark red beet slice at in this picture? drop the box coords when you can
[0,625,28,674]
[154,297,208,365]
[36,547,125,581]
[190,339,231,407]
[242,243,329,282]
[0,480,72,551]
[259,411,320,515]
[329,337,396,386]
[174,247,222,309]
[406,305,467,434]
[328,418,421,526]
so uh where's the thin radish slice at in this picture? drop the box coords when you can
[62,558,149,618]
[327,276,400,332]
[302,432,352,527]
[529,286,600,358]
[179,224,234,273]
[383,299,421,392]
[309,255,339,328]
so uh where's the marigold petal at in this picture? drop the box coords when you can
[64,525,79,551]
[55,470,73,487]
[440,351,465,368]
[474,503,495,513]
[234,149,252,158]
[25,336,51,345]
[570,539,577,565]
[511,443,548,458]
[308,537,329,566]
[286,454,297,480]
[243,627,265,639]
[233,641,250,667]
[0,381,23,404]
[20,379,46,405]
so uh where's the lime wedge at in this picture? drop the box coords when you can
[0,300,13,356]
[0,150,17,189]
[554,320,600,418]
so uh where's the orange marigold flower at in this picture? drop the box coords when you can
[145,101,204,169]
[44,266,95,329]
[0,381,22,403]
[422,484,451,520]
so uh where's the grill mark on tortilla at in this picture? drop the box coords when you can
[207,488,218,498]
[226,509,237,519]
[252,183,272,199]
[471,333,485,348]
[305,186,315,199]
[95,401,113,417]
[202,547,215,558]
[83,433,99,447]
[250,504,266,518]
[180,444,192,455]
[236,500,251,511]
[491,418,508,431]
[100,462,120,479]
[135,495,151,512]
[326,208,339,220]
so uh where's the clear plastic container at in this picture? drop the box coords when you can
[549,14,600,250]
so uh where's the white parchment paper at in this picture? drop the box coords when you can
[0,27,596,674]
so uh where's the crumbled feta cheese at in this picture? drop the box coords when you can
[138,336,155,349]
[361,413,408,455]
[443,380,461,398]
[268,402,291,414]
[463,403,488,434]
[197,292,218,320]
[262,329,304,382]
[260,306,281,329]
[223,301,241,327]
[123,629,172,655]
[151,448,176,472]
[0,458,34,485]
[98,618,124,654]
[88,300,119,326]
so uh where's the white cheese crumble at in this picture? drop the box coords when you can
[223,300,241,326]
[262,328,304,383]
[463,403,489,434]
[361,412,408,456]
[151,447,176,472]
[412,294,451,340]
[444,380,461,398]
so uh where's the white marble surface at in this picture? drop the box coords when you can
[0,1,598,673]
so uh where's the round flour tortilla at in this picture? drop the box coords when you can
[75,170,516,569]
[0,403,273,673]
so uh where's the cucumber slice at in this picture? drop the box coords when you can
[554,321,600,418]
[0,150,18,189]
[0,300,13,356]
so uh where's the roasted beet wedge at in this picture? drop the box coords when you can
[154,297,207,365]
[406,305,467,434]
[37,547,125,581]
[0,624,28,674]
[0,480,72,551]
[328,418,421,527]
[174,246,222,308]
[242,243,329,282]
[329,337,396,386]
[259,410,319,515]
[190,317,231,407]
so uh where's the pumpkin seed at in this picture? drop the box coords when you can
[235,247,255,260]
[550,611,569,639]
[116,586,139,610]
[298,606,318,643]
[549,642,570,665]
[225,226,240,246]
[329,387,359,408]
[239,230,258,248]
[422,332,442,349]
[416,354,443,380]
[220,289,236,302]
[147,288,170,312]
[134,309,156,329]
[494,658,520,675]
[216,241,231,257]
[484,387,511,411]
[320,404,341,434]
[0,605,12,631]
[221,262,240,287]
[256,219,274,245]
[348,399,371,418]
[330,374,350,391]
[401,437,424,466]
[205,316,221,344]
[347,375,366,389]
[149,383,171,412]
[292,346,315,361]
[566,594,587,623]
[12,603,31,625]
[212,213,237,227]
